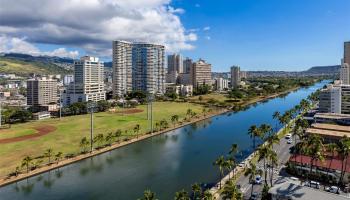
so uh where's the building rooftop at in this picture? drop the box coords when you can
[311,123,350,133]
[306,123,350,138]
[269,181,348,200]
[314,113,350,120]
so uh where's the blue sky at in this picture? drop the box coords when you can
[1,0,349,72]
[172,0,350,71]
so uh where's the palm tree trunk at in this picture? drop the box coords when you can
[264,159,268,185]
[270,163,274,187]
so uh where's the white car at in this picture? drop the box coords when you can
[287,139,293,144]
[306,181,320,189]
[285,134,292,139]
[255,175,262,184]
[326,186,340,194]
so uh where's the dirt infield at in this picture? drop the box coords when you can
[115,109,144,114]
[0,125,56,144]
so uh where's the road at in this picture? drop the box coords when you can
[236,132,294,200]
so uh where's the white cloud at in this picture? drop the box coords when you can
[0,0,196,56]
[203,26,210,31]
[0,35,79,58]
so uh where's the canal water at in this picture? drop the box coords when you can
[0,81,327,200]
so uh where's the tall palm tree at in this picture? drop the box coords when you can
[259,124,272,140]
[248,125,261,150]
[138,189,158,200]
[225,158,235,180]
[272,111,280,132]
[202,189,214,200]
[134,124,141,138]
[229,144,238,178]
[325,143,337,186]
[221,180,243,200]
[174,189,190,200]
[337,136,350,185]
[266,134,279,150]
[191,183,202,199]
[21,156,33,173]
[213,155,226,189]
[171,115,179,128]
[306,134,324,179]
[244,161,262,197]
[269,150,278,187]
[44,148,54,164]
[257,145,271,185]
[55,152,63,164]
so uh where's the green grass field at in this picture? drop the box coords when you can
[0,102,204,177]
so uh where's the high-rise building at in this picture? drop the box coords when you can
[191,59,212,87]
[63,56,105,105]
[230,66,241,88]
[319,85,341,114]
[341,85,350,114]
[112,41,165,97]
[183,57,193,74]
[341,42,350,84]
[240,71,247,79]
[27,77,58,106]
[167,53,183,74]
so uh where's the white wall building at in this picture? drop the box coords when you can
[63,56,105,105]
[215,78,229,91]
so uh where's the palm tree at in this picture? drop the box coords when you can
[325,143,337,186]
[174,189,190,200]
[21,156,33,173]
[248,125,261,150]
[272,111,280,132]
[244,161,262,197]
[229,143,238,178]
[191,183,202,199]
[213,155,226,189]
[269,150,278,187]
[134,124,140,138]
[138,189,158,200]
[225,158,235,180]
[337,136,350,185]
[44,148,54,164]
[257,145,271,185]
[105,132,114,146]
[259,124,272,140]
[306,134,324,179]
[221,180,243,200]
[55,152,63,164]
[266,134,279,150]
[171,115,179,128]
[80,137,89,153]
[202,189,214,200]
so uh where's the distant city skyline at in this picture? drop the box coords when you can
[0,0,349,71]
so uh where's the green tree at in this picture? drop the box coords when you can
[55,152,63,164]
[21,156,33,173]
[80,137,89,153]
[174,189,190,200]
[221,180,243,200]
[202,190,214,200]
[244,161,262,198]
[105,132,114,146]
[248,125,261,150]
[134,124,141,138]
[138,189,158,200]
[94,134,104,148]
[44,148,54,164]
[191,183,202,200]
[213,155,226,189]
[171,115,179,128]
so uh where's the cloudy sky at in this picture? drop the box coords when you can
[0,0,350,71]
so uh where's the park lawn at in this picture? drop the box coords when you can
[189,93,230,102]
[0,102,204,177]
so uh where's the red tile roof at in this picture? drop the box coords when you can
[289,154,350,173]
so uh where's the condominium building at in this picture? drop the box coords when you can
[345,41,350,64]
[112,41,165,97]
[191,59,212,87]
[240,71,247,79]
[230,66,241,88]
[183,57,193,74]
[63,56,105,105]
[319,84,341,114]
[340,42,350,84]
[341,85,350,114]
[167,53,183,74]
[27,77,58,106]
[215,78,229,91]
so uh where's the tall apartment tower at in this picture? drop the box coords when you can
[230,66,241,88]
[191,59,212,87]
[319,85,342,114]
[341,42,350,84]
[167,53,183,74]
[27,77,58,106]
[183,57,193,74]
[64,56,105,105]
[112,41,165,97]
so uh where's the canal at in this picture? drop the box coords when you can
[0,81,327,200]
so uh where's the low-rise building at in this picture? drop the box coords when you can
[314,113,350,125]
[305,123,350,142]
[166,84,193,97]
[33,111,51,120]
[215,78,229,91]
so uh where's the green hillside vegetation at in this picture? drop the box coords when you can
[0,57,70,76]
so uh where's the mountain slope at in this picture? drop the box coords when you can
[0,56,71,76]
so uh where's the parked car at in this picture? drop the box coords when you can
[326,186,340,194]
[287,139,293,144]
[250,192,259,200]
[306,181,320,189]
[255,175,262,184]
[285,134,292,139]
